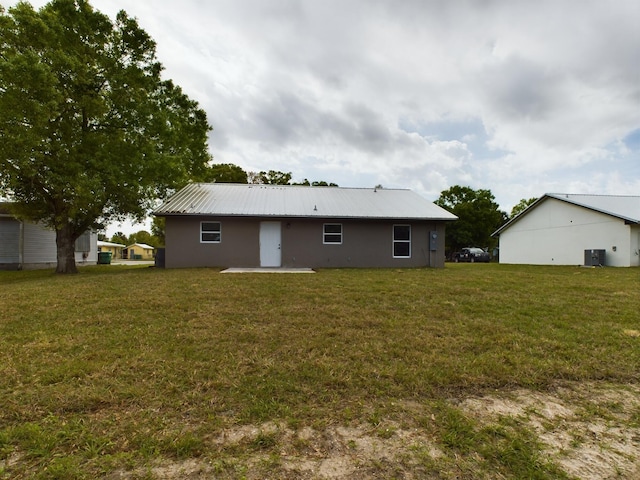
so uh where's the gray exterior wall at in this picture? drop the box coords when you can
[164,215,448,268]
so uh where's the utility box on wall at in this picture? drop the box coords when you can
[429,231,438,251]
[584,249,606,266]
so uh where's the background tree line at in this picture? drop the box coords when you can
[202,164,338,187]
[98,229,161,248]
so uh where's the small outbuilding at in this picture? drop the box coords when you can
[0,202,98,270]
[154,183,457,269]
[493,193,640,267]
[125,243,155,260]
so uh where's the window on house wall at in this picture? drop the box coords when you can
[323,223,343,244]
[393,225,411,257]
[201,221,221,243]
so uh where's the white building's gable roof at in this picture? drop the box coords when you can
[494,193,640,236]
[154,183,458,221]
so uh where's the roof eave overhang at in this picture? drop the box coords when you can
[154,212,457,221]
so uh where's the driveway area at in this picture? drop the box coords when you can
[111,260,155,266]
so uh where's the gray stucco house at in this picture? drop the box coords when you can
[0,202,98,270]
[154,183,457,269]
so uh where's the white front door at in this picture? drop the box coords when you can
[260,221,281,267]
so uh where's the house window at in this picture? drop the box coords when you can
[393,225,411,258]
[323,223,342,244]
[201,221,221,243]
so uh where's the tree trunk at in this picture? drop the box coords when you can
[55,224,78,274]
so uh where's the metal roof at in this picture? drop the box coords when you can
[154,183,458,221]
[493,193,640,236]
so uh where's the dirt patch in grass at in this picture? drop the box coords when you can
[458,382,640,480]
[103,382,640,479]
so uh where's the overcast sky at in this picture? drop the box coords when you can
[9,0,640,234]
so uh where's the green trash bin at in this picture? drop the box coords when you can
[98,252,112,264]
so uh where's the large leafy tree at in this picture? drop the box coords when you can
[435,186,507,255]
[0,1,212,273]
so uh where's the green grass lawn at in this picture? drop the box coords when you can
[1,264,638,479]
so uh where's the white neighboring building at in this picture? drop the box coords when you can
[0,203,98,270]
[493,194,640,267]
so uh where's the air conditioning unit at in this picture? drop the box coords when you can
[584,249,605,266]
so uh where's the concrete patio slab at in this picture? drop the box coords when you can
[220,267,315,274]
